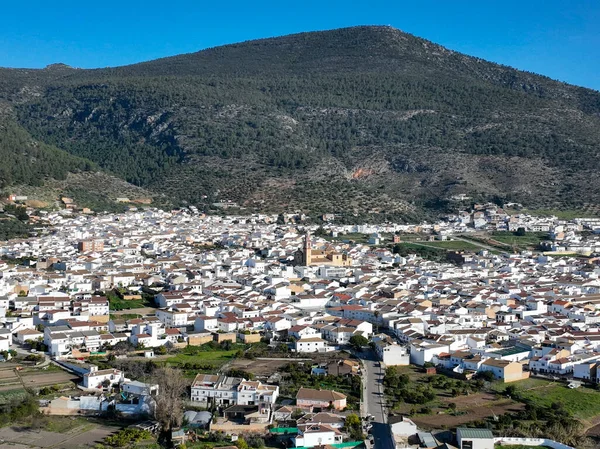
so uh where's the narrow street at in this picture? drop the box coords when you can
[359,350,395,449]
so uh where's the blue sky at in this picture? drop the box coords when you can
[1,0,599,90]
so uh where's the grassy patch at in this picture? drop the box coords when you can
[490,377,545,392]
[166,346,239,374]
[392,243,448,262]
[524,209,599,220]
[422,240,482,251]
[110,313,143,320]
[490,231,548,249]
[43,416,94,433]
[519,381,600,420]
[167,350,237,364]
[333,232,370,244]
[0,389,27,406]
[107,290,153,311]
[20,363,63,374]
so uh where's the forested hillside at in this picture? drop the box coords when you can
[0,118,95,188]
[1,26,600,218]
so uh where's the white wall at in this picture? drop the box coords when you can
[382,346,410,366]
[494,437,575,449]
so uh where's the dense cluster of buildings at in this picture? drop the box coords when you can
[1,207,600,447]
[0,209,600,379]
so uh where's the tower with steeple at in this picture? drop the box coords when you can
[293,230,352,267]
[304,231,312,266]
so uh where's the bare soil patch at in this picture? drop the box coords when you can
[21,371,79,388]
[411,395,524,430]
[229,353,352,377]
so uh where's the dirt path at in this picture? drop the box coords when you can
[452,236,502,252]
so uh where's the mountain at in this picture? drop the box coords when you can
[1,26,600,219]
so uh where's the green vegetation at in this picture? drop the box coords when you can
[382,368,597,447]
[518,380,600,420]
[0,118,94,189]
[104,428,153,447]
[349,334,369,350]
[109,313,143,320]
[516,208,600,220]
[0,389,29,406]
[106,289,153,311]
[383,367,489,416]
[43,416,93,433]
[63,186,129,214]
[490,231,549,249]
[3,204,29,220]
[420,240,482,251]
[0,394,41,427]
[1,27,599,214]
[166,342,242,373]
[0,217,31,240]
[337,233,370,244]
[280,363,361,409]
[184,432,267,449]
[475,379,597,447]
[345,414,364,441]
[392,243,449,263]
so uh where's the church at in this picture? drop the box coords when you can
[294,232,352,267]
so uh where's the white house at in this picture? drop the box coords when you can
[390,416,418,437]
[375,340,410,366]
[410,341,450,366]
[236,380,279,406]
[84,297,109,316]
[296,337,328,353]
[83,366,124,390]
[190,374,242,406]
[156,309,189,328]
[0,336,9,352]
[122,380,159,396]
[293,424,343,448]
[194,316,218,332]
[15,328,43,344]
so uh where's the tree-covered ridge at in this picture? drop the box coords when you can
[2,26,600,215]
[0,118,95,188]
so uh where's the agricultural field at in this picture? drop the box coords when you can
[409,392,524,430]
[385,369,600,443]
[421,240,483,251]
[506,208,600,220]
[0,363,78,396]
[516,378,600,420]
[384,366,524,429]
[489,232,549,249]
[329,232,370,244]
[0,417,117,448]
[0,363,77,390]
[228,358,297,377]
[228,351,352,377]
[165,344,240,376]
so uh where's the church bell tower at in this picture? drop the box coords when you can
[304,231,312,266]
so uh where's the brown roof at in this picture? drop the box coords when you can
[17,329,42,335]
[296,388,346,402]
